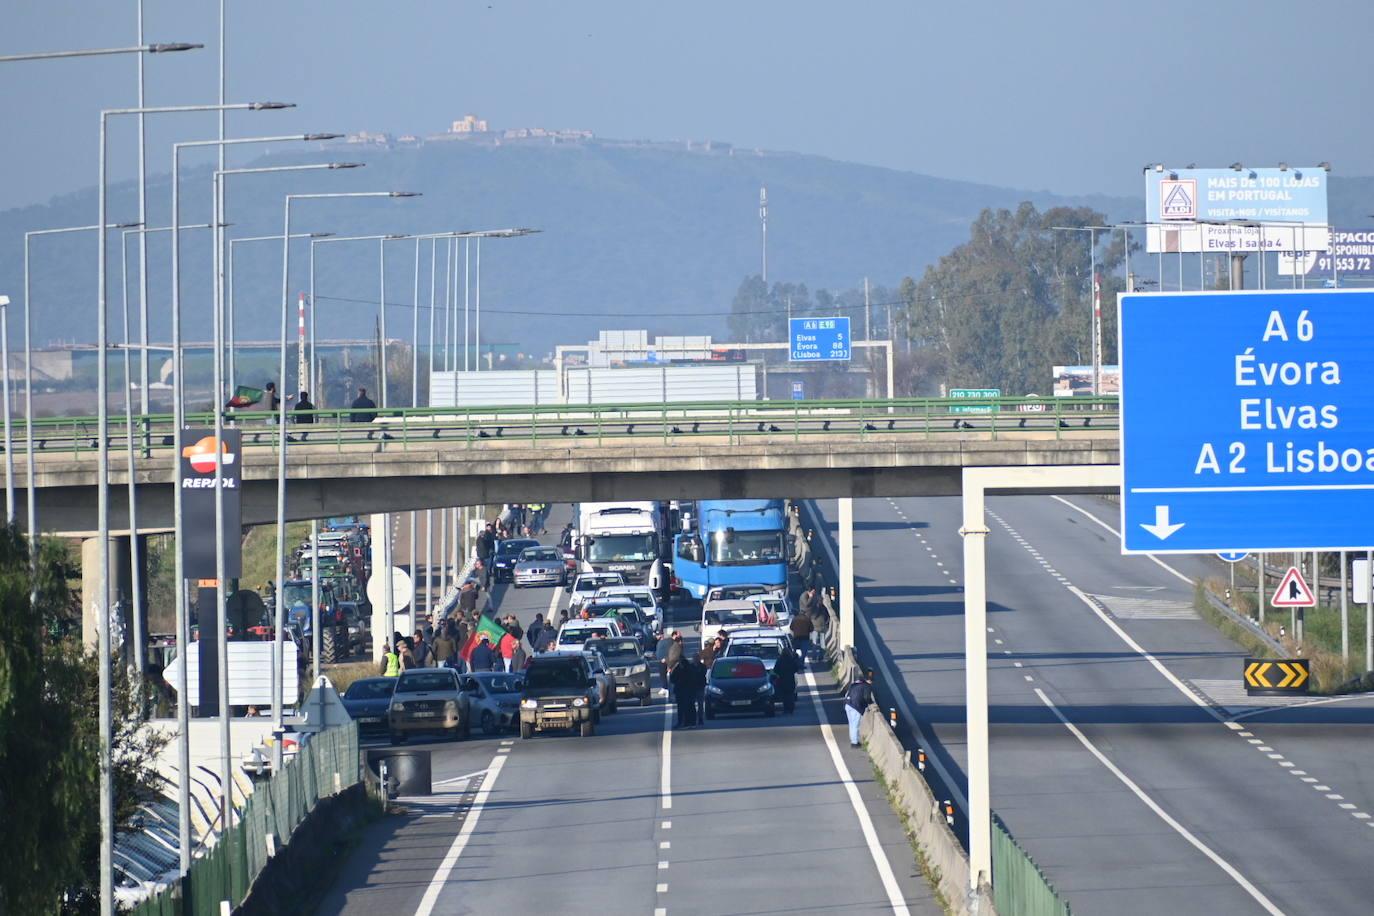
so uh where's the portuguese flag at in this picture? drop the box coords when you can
[460,613,518,662]
[227,385,264,408]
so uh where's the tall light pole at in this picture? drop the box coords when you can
[96,103,290,909]
[759,186,768,284]
[0,41,200,63]
[273,192,420,769]
[0,294,11,522]
[1050,224,1108,395]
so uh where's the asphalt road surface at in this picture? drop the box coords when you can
[807,495,1374,916]
[319,506,940,915]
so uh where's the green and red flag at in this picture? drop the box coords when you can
[459,613,518,662]
[226,385,263,408]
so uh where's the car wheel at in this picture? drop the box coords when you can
[520,721,533,740]
[481,710,498,735]
[462,714,472,738]
[580,719,595,737]
[389,731,403,745]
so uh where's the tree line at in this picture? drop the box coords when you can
[727,202,1129,396]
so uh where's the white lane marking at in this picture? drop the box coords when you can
[657,883,668,892]
[658,861,669,869]
[661,820,671,829]
[1050,495,1193,586]
[1258,745,1274,751]
[1024,675,1033,682]
[432,768,490,786]
[661,696,673,810]
[1355,813,1371,819]
[1014,662,1023,668]
[1315,785,1331,792]
[807,503,969,812]
[660,841,670,849]
[1034,687,1285,916]
[1301,777,1318,783]
[415,752,509,916]
[655,908,667,916]
[1327,794,1345,800]
[1065,585,1220,719]
[1231,692,1374,721]
[803,666,911,915]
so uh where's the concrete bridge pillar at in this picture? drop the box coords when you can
[838,497,855,650]
[80,535,138,656]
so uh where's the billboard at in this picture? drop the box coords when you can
[1052,365,1119,397]
[179,429,243,579]
[1143,167,1329,254]
[1278,229,1374,278]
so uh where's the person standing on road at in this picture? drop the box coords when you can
[528,613,545,650]
[412,628,432,667]
[845,669,875,748]
[459,579,479,616]
[808,597,830,661]
[669,658,697,729]
[469,632,498,672]
[499,626,516,672]
[773,638,799,714]
[433,624,457,668]
[397,638,418,672]
[379,642,401,677]
[476,523,496,572]
[789,611,815,666]
[799,584,822,622]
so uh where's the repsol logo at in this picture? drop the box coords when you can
[181,478,237,489]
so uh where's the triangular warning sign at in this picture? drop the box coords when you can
[1270,566,1315,608]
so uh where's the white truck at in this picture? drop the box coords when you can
[575,502,667,593]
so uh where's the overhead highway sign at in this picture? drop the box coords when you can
[1120,289,1374,553]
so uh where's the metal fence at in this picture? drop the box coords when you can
[130,723,361,916]
[18,395,1119,457]
[992,813,1071,916]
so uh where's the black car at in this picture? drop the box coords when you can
[493,538,540,582]
[704,656,775,719]
[519,653,600,738]
[340,677,396,734]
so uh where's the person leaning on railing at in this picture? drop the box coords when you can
[292,390,316,424]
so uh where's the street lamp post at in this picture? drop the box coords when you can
[96,103,291,910]
[273,193,420,769]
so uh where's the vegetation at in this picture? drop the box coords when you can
[0,525,167,913]
[241,521,311,595]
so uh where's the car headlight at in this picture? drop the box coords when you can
[572,697,588,707]
[629,663,648,675]
[757,684,773,694]
[520,699,538,709]
[392,701,406,711]
[706,685,724,696]
[445,700,458,712]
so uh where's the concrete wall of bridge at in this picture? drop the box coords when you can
[16,435,1119,537]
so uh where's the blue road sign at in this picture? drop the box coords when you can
[789,316,851,362]
[1121,288,1374,553]
[791,380,805,400]
[1218,551,1249,563]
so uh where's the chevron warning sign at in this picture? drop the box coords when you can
[1243,657,1310,695]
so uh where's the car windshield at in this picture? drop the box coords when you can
[281,585,312,606]
[590,639,641,661]
[345,679,395,699]
[576,576,620,593]
[717,585,767,599]
[586,533,656,563]
[729,641,782,660]
[475,674,522,693]
[525,662,587,689]
[704,608,759,625]
[497,539,539,557]
[395,672,456,693]
[521,548,561,562]
[559,626,611,644]
[710,530,785,565]
[713,658,766,679]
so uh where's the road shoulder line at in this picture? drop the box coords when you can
[414,751,509,916]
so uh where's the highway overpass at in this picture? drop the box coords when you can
[11,396,1119,535]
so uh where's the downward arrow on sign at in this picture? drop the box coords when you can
[1140,505,1185,541]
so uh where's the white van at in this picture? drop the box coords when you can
[554,618,624,651]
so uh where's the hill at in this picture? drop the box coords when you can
[0,135,1145,356]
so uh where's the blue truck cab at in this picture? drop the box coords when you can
[672,499,788,601]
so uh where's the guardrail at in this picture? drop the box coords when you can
[17,396,1119,457]
[131,722,360,916]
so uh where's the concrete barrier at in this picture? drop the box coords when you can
[861,706,997,915]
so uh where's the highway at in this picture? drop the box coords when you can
[808,496,1374,915]
[319,506,941,915]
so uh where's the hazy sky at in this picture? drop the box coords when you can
[3,0,1372,211]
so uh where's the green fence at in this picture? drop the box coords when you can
[131,723,361,916]
[992,814,1071,916]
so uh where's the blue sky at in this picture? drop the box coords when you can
[3,0,1372,210]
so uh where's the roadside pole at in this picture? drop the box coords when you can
[1366,549,1372,672]
[1257,553,1266,623]
[838,497,855,649]
[1340,550,1348,660]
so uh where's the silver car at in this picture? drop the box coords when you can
[513,546,566,588]
[388,668,472,744]
[462,671,524,734]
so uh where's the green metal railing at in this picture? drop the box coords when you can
[130,723,360,916]
[20,395,1119,458]
[993,813,1071,916]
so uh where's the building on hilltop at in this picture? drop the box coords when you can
[346,130,392,146]
[450,114,489,133]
